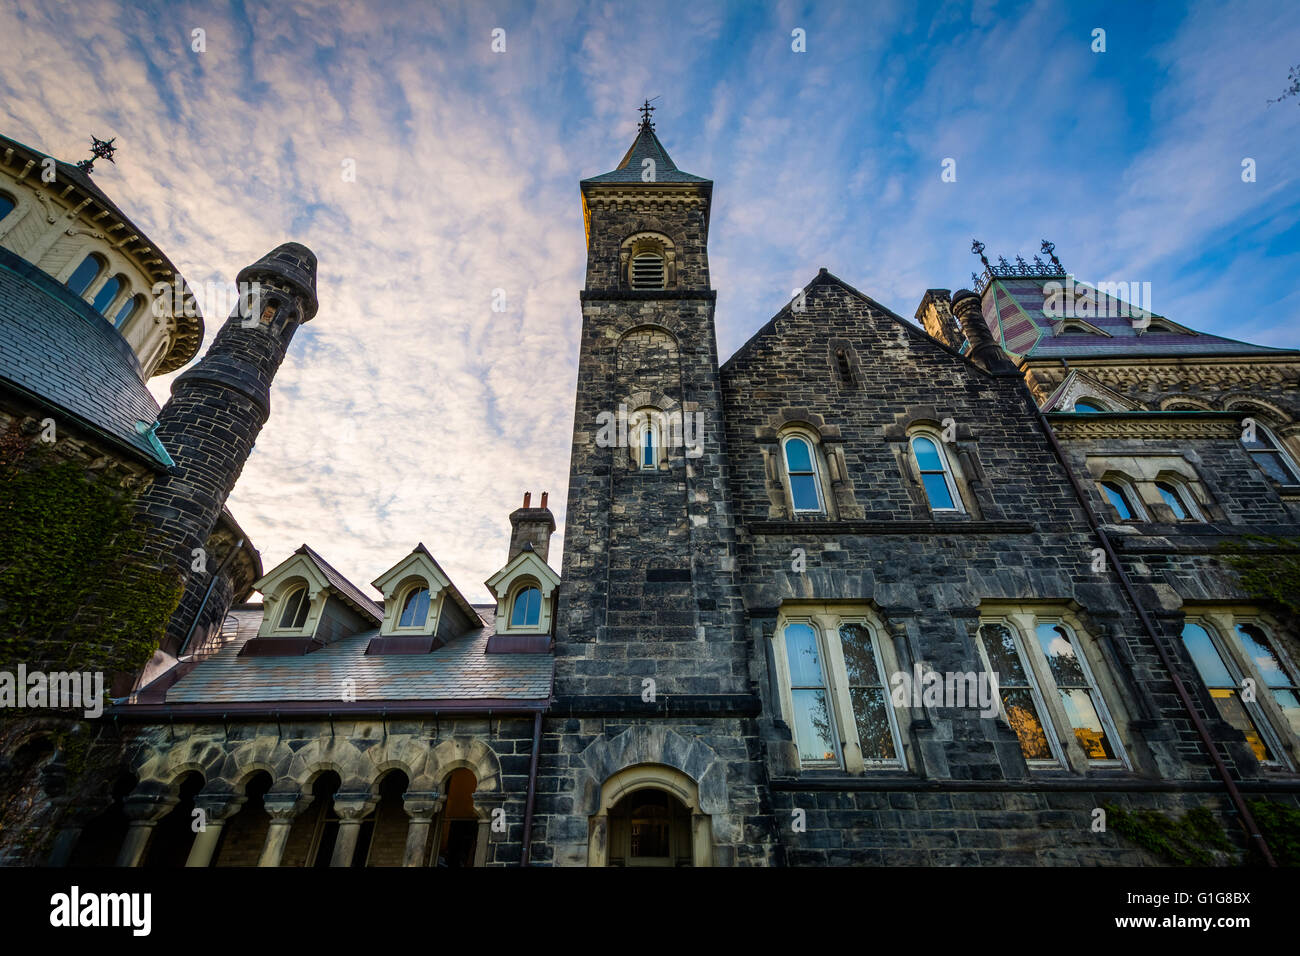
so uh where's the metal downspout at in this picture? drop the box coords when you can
[1024,387,1276,866]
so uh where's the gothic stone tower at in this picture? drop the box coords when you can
[536,114,777,866]
[133,243,318,668]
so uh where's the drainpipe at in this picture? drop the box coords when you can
[178,537,245,659]
[1023,387,1276,866]
[521,710,542,866]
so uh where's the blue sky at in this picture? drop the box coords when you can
[1,0,1297,601]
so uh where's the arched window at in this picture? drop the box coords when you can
[398,586,431,628]
[277,585,310,629]
[781,434,824,514]
[1155,480,1200,521]
[1073,399,1106,413]
[510,585,541,627]
[0,192,15,221]
[637,415,659,470]
[65,253,105,296]
[1181,621,1280,764]
[630,252,666,289]
[91,274,126,314]
[910,434,962,512]
[782,622,839,767]
[1235,623,1300,737]
[1242,421,1300,484]
[113,294,145,330]
[1099,479,1143,520]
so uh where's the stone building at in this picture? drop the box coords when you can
[2,116,1299,866]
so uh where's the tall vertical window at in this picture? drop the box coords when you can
[1234,623,1300,738]
[641,422,657,469]
[1032,622,1117,761]
[277,585,310,630]
[911,434,962,512]
[977,622,1055,763]
[1242,422,1300,485]
[510,585,541,627]
[113,294,144,330]
[1181,621,1279,764]
[91,274,125,314]
[839,623,900,762]
[65,254,105,296]
[781,435,823,514]
[398,586,430,628]
[782,622,838,767]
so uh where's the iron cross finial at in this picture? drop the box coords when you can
[971,239,990,269]
[75,135,117,175]
[639,98,658,130]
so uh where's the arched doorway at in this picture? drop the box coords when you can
[282,770,341,867]
[608,788,693,867]
[588,764,712,867]
[436,768,482,867]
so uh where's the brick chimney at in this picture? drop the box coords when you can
[508,491,556,563]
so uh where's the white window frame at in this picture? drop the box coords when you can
[779,431,826,515]
[393,581,433,631]
[908,428,964,514]
[273,583,312,633]
[1098,476,1146,521]
[772,610,908,773]
[506,580,543,630]
[1182,616,1292,770]
[1242,421,1300,485]
[975,617,1066,769]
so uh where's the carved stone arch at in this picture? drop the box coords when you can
[577,726,722,867]
[1159,396,1212,411]
[367,757,419,796]
[429,736,503,797]
[284,736,370,793]
[1223,395,1292,428]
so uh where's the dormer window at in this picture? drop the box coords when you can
[277,585,310,629]
[66,253,105,297]
[510,585,541,628]
[397,586,431,628]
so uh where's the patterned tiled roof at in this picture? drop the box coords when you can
[582,125,710,185]
[165,605,552,704]
[982,276,1297,360]
[0,245,169,467]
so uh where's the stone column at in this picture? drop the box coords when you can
[116,791,178,867]
[329,794,375,867]
[400,792,443,867]
[258,795,304,867]
[185,793,245,867]
[691,813,713,867]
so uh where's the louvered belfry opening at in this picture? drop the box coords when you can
[630,251,666,289]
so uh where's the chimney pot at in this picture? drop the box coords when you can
[540,491,548,508]
[523,492,531,508]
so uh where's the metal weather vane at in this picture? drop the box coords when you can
[75,135,117,174]
[639,97,659,131]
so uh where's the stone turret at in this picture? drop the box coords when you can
[951,288,1013,373]
[133,243,318,664]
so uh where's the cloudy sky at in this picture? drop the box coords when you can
[2,0,1297,603]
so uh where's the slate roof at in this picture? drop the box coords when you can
[163,605,553,704]
[297,543,384,623]
[582,124,710,185]
[981,276,1297,361]
[0,132,204,372]
[0,245,169,468]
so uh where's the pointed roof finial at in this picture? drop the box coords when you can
[639,97,658,131]
[971,239,990,269]
[1040,239,1063,273]
[75,135,117,175]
